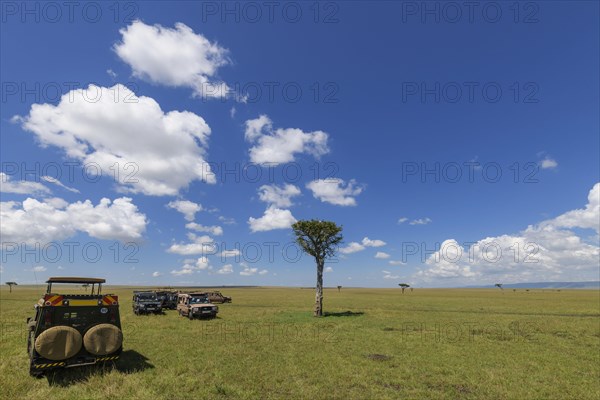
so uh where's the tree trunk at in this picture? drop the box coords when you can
[314,259,324,317]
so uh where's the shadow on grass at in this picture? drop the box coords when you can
[323,311,364,317]
[46,350,154,387]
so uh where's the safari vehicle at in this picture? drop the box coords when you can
[26,277,122,377]
[132,291,163,315]
[177,293,218,319]
[154,290,178,310]
[206,291,232,304]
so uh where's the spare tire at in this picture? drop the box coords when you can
[34,326,82,361]
[83,324,123,356]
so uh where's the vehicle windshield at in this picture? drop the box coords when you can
[190,296,209,304]
[137,293,157,301]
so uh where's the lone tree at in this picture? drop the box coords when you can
[6,282,17,293]
[495,283,503,290]
[337,285,342,292]
[398,283,410,294]
[82,283,90,292]
[292,220,343,317]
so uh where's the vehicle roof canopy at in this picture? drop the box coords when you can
[46,277,105,284]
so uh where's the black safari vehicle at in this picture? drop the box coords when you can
[27,277,122,377]
[132,291,163,315]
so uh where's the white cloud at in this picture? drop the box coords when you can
[540,157,558,169]
[167,234,216,255]
[167,200,202,221]
[397,217,408,224]
[217,264,234,274]
[32,266,47,272]
[40,176,80,193]
[240,263,258,276]
[417,183,600,284]
[114,20,232,99]
[339,237,386,254]
[382,270,400,280]
[220,249,241,258]
[306,179,363,206]
[218,216,236,225]
[15,84,214,196]
[170,256,211,275]
[57,266,65,270]
[375,252,391,259]
[0,173,50,195]
[325,266,333,272]
[362,237,386,247]
[152,271,162,277]
[409,218,432,225]
[389,260,406,266]
[1,197,146,244]
[248,206,296,232]
[259,269,269,275]
[258,184,301,208]
[186,222,223,236]
[106,69,117,79]
[244,115,329,164]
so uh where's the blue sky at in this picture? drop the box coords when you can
[1,1,598,287]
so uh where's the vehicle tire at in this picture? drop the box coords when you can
[34,326,82,361]
[188,311,194,320]
[83,324,123,356]
[27,330,35,357]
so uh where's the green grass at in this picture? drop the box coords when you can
[1,286,599,399]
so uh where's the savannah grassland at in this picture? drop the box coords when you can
[0,286,598,400]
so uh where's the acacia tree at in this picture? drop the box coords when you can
[337,286,342,292]
[398,283,410,294]
[6,282,17,293]
[82,283,89,292]
[495,283,503,290]
[292,220,343,317]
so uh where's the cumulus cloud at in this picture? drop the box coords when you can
[167,200,202,221]
[114,20,232,99]
[220,249,241,258]
[240,263,258,276]
[1,197,147,244]
[540,157,558,169]
[259,269,269,275]
[375,252,391,259]
[185,222,223,236]
[152,271,162,277]
[248,206,296,232]
[170,256,212,275]
[32,266,47,272]
[14,84,215,196]
[167,234,216,255]
[217,264,234,274]
[244,115,329,164]
[417,183,600,284]
[325,266,334,273]
[258,184,301,208]
[0,173,50,195]
[389,260,406,266]
[339,237,386,254]
[382,270,400,280]
[306,178,363,206]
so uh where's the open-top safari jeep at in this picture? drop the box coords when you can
[27,277,122,377]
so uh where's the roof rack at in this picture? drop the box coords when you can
[47,277,106,284]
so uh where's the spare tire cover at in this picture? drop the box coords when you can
[83,324,123,356]
[34,326,82,361]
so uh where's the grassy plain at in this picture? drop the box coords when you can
[0,286,598,399]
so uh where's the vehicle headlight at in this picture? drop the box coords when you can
[139,304,145,308]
